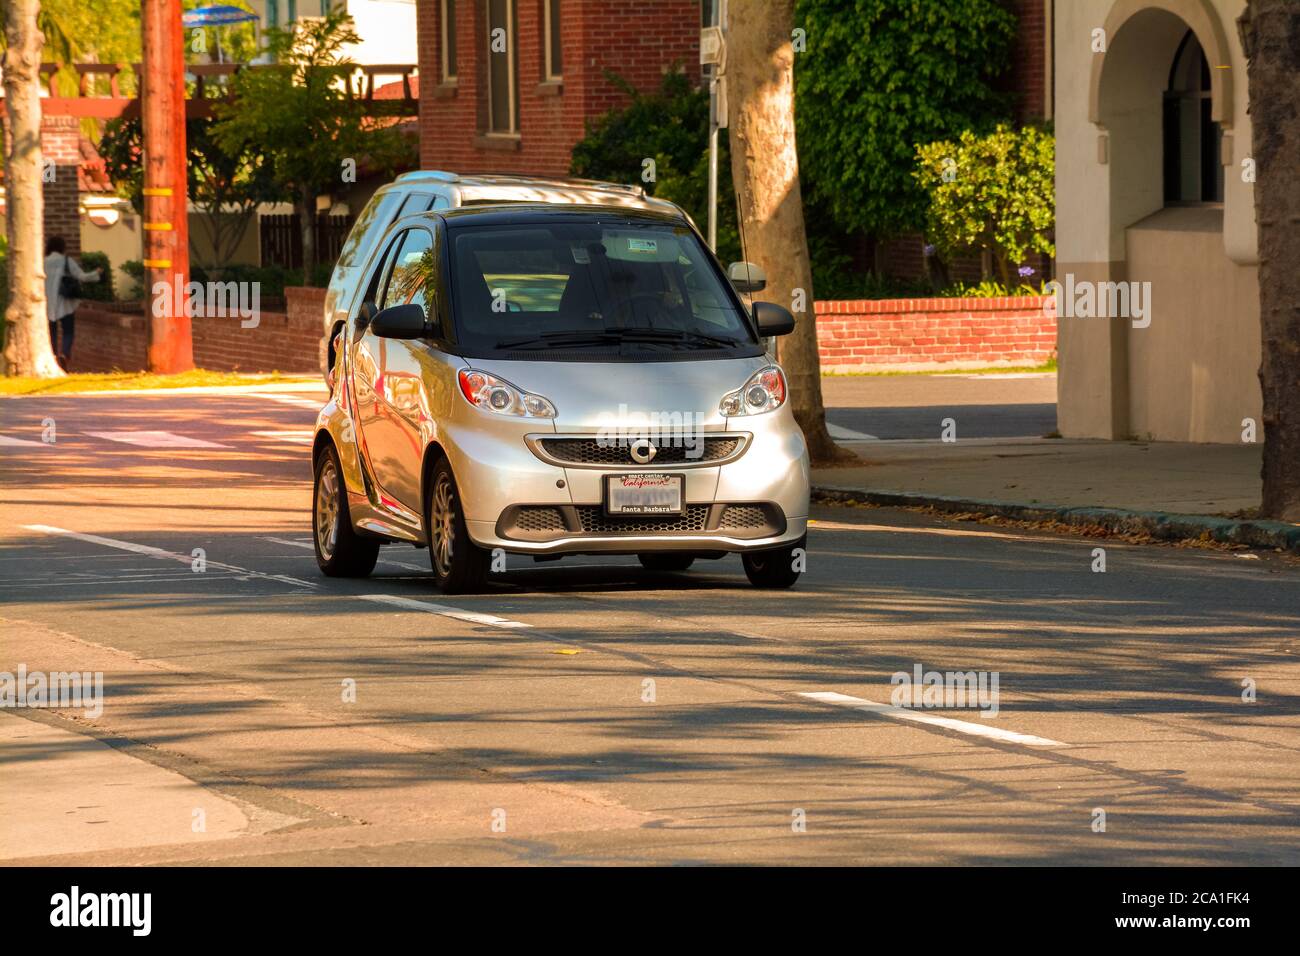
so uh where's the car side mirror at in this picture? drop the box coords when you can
[371,303,429,339]
[728,261,766,294]
[752,301,796,337]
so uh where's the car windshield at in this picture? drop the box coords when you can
[445,219,760,358]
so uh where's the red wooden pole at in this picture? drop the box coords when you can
[141,0,193,373]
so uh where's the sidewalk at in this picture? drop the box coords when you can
[813,438,1300,552]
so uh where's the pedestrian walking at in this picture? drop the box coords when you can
[44,236,102,372]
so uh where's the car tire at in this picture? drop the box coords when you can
[313,443,380,578]
[425,457,491,594]
[741,538,804,589]
[638,553,695,572]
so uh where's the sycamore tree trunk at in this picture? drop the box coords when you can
[726,0,851,464]
[2,0,61,378]
[299,186,318,281]
[1241,1,1300,521]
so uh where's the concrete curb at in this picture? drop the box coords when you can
[812,485,1300,554]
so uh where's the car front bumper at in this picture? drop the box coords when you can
[448,405,810,556]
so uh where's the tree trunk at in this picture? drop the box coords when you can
[1,0,61,378]
[1241,1,1300,521]
[726,0,852,464]
[300,186,318,280]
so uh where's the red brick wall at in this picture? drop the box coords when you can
[66,306,148,373]
[417,0,700,177]
[1008,0,1049,123]
[815,296,1056,371]
[70,288,326,374]
[41,116,82,255]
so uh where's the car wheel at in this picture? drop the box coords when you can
[741,539,804,589]
[313,443,380,577]
[425,457,491,594]
[638,553,695,572]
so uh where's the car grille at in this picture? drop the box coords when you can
[718,505,769,530]
[536,436,743,466]
[574,505,710,535]
[498,503,785,542]
[514,506,566,533]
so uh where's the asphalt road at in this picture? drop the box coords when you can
[2,385,1298,866]
[822,372,1058,440]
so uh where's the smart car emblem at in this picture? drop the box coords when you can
[629,439,657,464]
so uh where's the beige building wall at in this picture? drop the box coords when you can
[80,209,142,297]
[1055,0,1260,444]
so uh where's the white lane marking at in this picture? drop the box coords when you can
[0,434,48,447]
[360,593,533,631]
[262,536,315,549]
[22,525,319,589]
[826,423,878,441]
[799,691,1065,747]
[84,430,230,449]
[262,394,324,410]
[250,430,314,444]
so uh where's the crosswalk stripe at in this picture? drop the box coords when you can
[83,430,230,449]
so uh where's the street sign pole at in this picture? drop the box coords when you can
[702,1,728,252]
[142,0,193,373]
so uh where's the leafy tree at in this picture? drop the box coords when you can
[913,124,1054,288]
[727,0,849,465]
[2,0,60,377]
[211,10,414,276]
[570,70,740,262]
[99,115,280,271]
[794,0,1017,241]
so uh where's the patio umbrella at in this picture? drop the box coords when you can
[182,5,259,63]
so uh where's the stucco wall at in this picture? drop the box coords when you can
[1054,0,1258,443]
[1126,207,1260,443]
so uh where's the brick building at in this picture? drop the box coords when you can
[414,0,700,176]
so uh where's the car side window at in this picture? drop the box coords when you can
[337,191,403,270]
[380,229,438,332]
[355,233,404,332]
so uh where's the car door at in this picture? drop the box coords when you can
[368,227,441,514]
[349,232,417,522]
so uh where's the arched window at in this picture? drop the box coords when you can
[1163,30,1223,204]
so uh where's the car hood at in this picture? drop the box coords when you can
[466,355,769,431]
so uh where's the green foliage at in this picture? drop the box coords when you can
[943,278,1050,298]
[914,124,1055,287]
[211,9,415,264]
[78,251,115,302]
[794,0,1018,239]
[100,114,281,269]
[120,260,330,301]
[570,70,740,263]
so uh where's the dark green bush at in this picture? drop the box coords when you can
[78,251,115,302]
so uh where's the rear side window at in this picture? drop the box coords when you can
[337,190,405,269]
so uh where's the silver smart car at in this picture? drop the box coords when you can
[312,202,810,593]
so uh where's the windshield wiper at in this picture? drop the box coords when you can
[613,328,744,349]
[495,330,621,349]
[495,328,744,351]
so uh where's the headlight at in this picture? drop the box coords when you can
[458,368,556,418]
[720,364,787,417]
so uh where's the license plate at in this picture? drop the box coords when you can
[605,473,683,515]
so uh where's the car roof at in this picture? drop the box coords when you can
[399,203,694,230]
[387,169,680,215]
